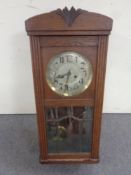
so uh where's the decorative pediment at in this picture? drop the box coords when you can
[55,7,83,26]
[25,7,113,34]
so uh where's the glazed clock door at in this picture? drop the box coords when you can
[40,36,98,157]
[45,106,93,154]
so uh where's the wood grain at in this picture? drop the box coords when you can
[91,36,108,159]
[25,8,113,33]
[40,36,98,47]
[30,36,48,160]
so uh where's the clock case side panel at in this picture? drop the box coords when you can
[91,35,109,160]
[29,36,48,162]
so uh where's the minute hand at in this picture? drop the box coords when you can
[65,70,71,84]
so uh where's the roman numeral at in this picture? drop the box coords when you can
[75,57,78,63]
[60,57,64,63]
[79,78,84,84]
[65,84,68,91]
[81,61,86,65]
[83,70,87,76]
[66,55,73,63]
[54,79,58,84]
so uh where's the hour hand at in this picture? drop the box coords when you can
[56,72,68,79]
[56,74,65,78]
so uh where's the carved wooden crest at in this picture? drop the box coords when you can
[55,7,82,26]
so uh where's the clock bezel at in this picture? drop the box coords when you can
[45,51,93,97]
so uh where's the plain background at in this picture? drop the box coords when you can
[0,0,131,114]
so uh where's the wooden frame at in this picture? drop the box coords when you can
[25,7,113,163]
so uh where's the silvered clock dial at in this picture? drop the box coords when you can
[46,52,93,96]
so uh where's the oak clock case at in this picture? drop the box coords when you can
[25,7,113,163]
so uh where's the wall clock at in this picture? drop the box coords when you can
[25,7,113,163]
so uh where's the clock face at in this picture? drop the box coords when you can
[46,52,93,96]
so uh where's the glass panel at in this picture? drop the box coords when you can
[45,106,93,153]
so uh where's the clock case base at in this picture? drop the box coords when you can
[39,153,99,164]
[40,158,99,164]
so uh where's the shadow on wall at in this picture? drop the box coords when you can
[10,32,35,113]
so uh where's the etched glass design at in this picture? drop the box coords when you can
[45,106,93,153]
